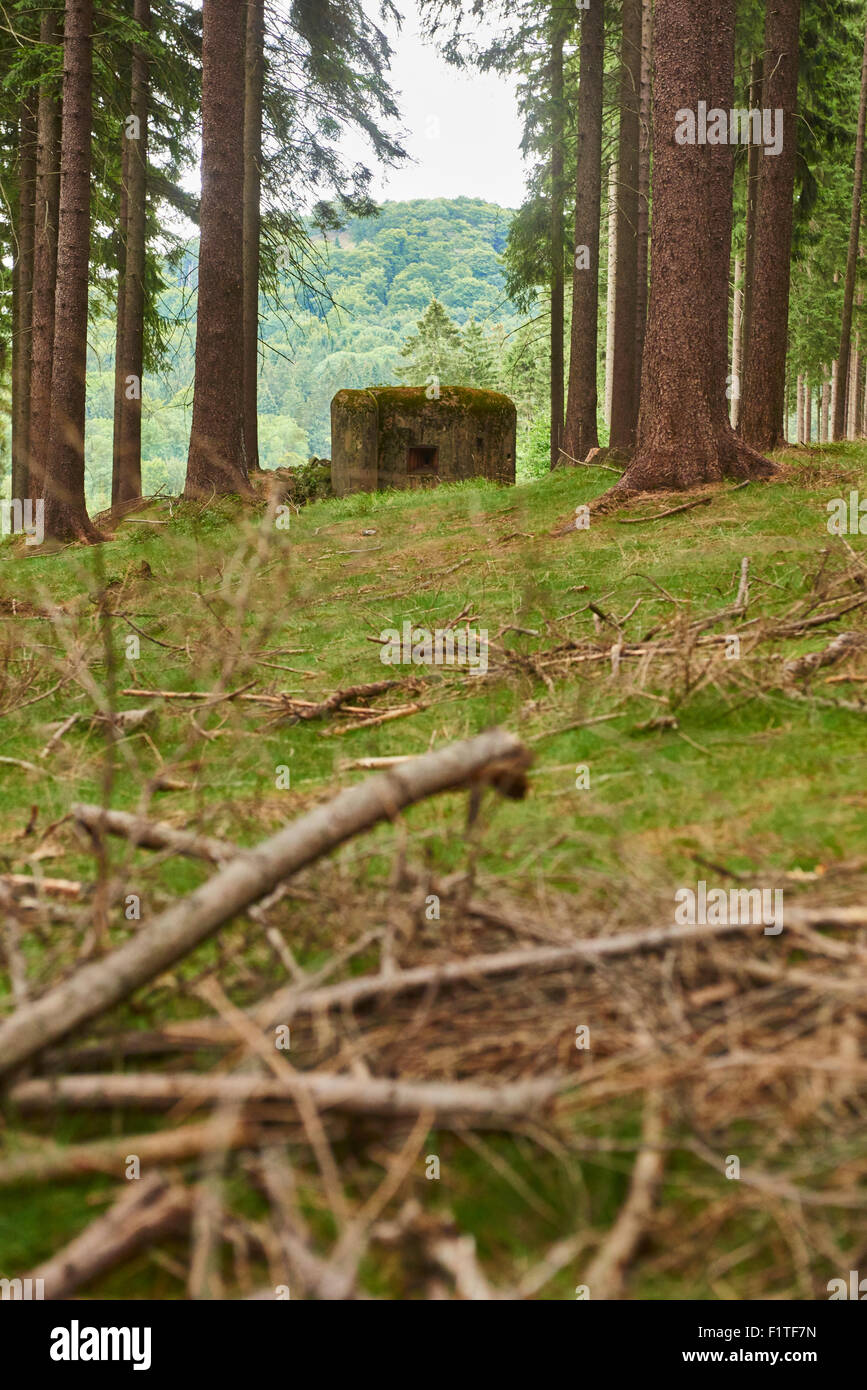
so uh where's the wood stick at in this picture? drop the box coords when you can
[27,1174,193,1299]
[9,1071,564,1121]
[0,729,531,1081]
[0,1120,276,1188]
[72,803,236,864]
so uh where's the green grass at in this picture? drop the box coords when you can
[1,441,866,1298]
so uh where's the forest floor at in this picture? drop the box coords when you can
[1,442,866,1299]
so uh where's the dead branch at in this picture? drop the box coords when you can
[9,1071,564,1122]
[0,729,531,1081]
[27,1174,193,1299]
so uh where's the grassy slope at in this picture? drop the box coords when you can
[1,443,866,1297]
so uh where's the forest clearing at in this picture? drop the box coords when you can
[1,0,867,1347]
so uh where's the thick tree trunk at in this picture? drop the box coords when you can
[184,0,252,499]
[12,97,37,501]
[609,0,775,496]
[29,10,62,502]
[243,0,265,474]
[608,0,642,452]
[740,55,762,406]
[563,0,604,463]
[604,161,617,428]
[731,256,743,428]
[549,19,566,469]
[834,19,867,440]
[740,0,801,453]
[44,0,99,542]
[115,0,150,507]
[634,0,652,406]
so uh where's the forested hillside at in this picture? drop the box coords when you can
[83,198,526,507]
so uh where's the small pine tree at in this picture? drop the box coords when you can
[398,298,464,386]
[459,317,498,389]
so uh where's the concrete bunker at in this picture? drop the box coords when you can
[330,386,517,497]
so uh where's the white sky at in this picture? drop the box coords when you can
[363,4,527,209]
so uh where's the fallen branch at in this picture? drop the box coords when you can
[9,1071,564,1122]
[27,1174,193,1299]
[0,729,531,1081]
[71,803,236,864]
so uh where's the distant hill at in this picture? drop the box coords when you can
[83,198,518,510]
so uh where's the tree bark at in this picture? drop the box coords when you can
[820,367,830,443]
[563,0,604,462]
[608,0,775,496]
[29,10,62,502]
[11,96,37,501]
[243,0,265,474]
[184,0,252,499]
[796,374,804,443]
[608,0,642,452]
[634,0,652,407]
[834,17,867,440]
[44,0,99,542]
[115,0,150,507]
[549,16,566,469]
[740,0,801,453]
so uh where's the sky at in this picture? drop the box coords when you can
[350,3,528,210]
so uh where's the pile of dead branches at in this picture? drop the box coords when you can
[2,724,867,1299]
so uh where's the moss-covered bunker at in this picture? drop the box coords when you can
[330,385,517,496]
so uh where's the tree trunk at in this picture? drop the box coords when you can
[549,17,566,469]
[12,96,37,501]
[184,0,252,499]
[563,0,604,463]
[243,0,265,474]
[821,368,830,443]
[604,161,617,428]
[609,0,775,496]
[834,19,867,440]
[634,0,652,406]
[115,0,150,507]
[608,0,642,452]
[730,256,743,428]
[796,374,804,443]
[111,130,130,509]
[831,358,839,432]
[739,0,801,453]
[740,55,762,407]
[44,0,99,543]
[848,341,860,439]
[29,9,62,502]
[804,376,811,444]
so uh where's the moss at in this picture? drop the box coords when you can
[335,385,516,424]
